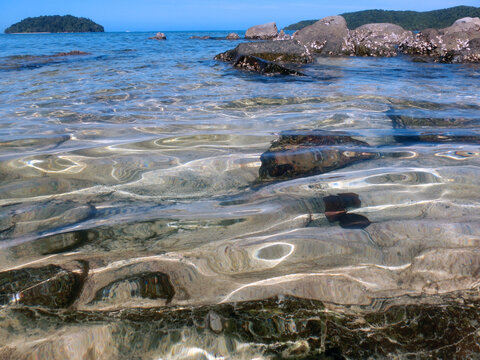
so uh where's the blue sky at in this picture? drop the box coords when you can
[1,0,479,32]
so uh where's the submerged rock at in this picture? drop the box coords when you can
[259,130,377,180]
[0,264,86,308]
[189,35,210,40]
[245,22,278,40]
[323,193,371,229]
[351,23,413,57]
[293,16,354,55]
[53,50,90,57]
[92,272,175,304]
[149,32,166,40]
[10,294,480,359]
[389,113,478,128]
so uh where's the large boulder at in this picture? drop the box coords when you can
[293,16,354,55]
[215,40,313,64]
[245,22,278,40]
[351,23,413,57]
[400,17,480,61]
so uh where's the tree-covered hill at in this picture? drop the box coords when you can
[284,6,480,31]
[4,15,104,34]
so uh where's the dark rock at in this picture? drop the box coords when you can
[92,272,175,304]
[232,55,305,76]
[190,35,210,40]
[11,230,91,257]
[53,50,90,57]
[226,32,240,40]
[338,213,371,229]
[245,22,278,40]
[215,40,313,64]
[389,114,477,128]
[0,264,85,308]
[323,193,361,222]
[323,193,371,229]
[149,32,166,40]
[293,16,354,55]
[351,23,413,57]
[259,131,377,180]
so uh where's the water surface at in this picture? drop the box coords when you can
[1,32,480,359]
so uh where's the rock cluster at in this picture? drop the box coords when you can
[400,17,480,62]
[216,16,480,75]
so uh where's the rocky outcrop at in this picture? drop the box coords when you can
[400,17,480,62]
[245,22,278,40]
[226,32,240,40]
[293,16,354,55]
[351,23,413,57]
[149,32,166,40]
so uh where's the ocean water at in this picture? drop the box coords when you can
[1,31,480,359]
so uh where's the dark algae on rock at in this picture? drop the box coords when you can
[5,294,480,359]
[4,15,104,33]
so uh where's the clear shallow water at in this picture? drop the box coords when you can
[1,32,480,358]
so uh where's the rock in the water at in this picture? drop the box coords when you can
[233,55,305,76]
[293,16,354,55]
[259,130,377,180]
[53,51,90,57]
[245,22,278,40]
[400,16,480,62]
[274,29,292,41]
[351,23,413,57]
[149,32,166,40]
[215,40,313,64]
[0,264,85,308]
[190,35,210,40]
[323,193,371,229]
[226,32,240,40]
[92,272,175,304]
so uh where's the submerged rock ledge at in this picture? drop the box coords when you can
[2,292,480,359]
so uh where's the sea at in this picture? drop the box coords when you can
[1,31,480,359]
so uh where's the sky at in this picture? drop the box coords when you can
[1,0,479,32]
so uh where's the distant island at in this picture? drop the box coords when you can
[284,5,480,30]
[4,15,104,34]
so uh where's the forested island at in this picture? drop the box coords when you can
[4,15,104,34]
[284,5,480,30]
